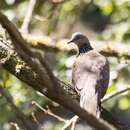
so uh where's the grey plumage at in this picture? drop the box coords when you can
[68,32,109,117]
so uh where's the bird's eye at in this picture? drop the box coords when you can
[76,36,80,40]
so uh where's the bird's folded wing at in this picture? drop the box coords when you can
[72,51,109,97]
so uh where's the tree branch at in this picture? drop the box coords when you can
[23,33,130,60]
[0,12,128,130]
[102,86,130,103]
[1,35,126,129]
[0,12,117,130]
[10,122,20,130]
[21,0,36,33]
[61,116,78,130]
[32,101,66,123]
[0,85,38,130]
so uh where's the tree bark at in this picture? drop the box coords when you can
[0,12,128,130]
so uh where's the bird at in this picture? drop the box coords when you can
[68,32,109,118]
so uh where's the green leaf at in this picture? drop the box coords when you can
[118,97,130,110]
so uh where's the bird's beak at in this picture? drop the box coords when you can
[67,39,74,44]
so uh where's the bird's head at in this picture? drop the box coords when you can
[67,32,90,48]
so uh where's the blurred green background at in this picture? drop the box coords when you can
[0,0,130,130]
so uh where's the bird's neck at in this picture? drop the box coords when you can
[78,43,93,55]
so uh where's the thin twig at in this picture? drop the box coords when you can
[32,101,66,122]
[21,0,36,33]
[102,86,130,103]
[32,101,81,130]
[10,122,20,130]
[31,112,41,126]
[61,115,78,130]
[71,116,78,130]
[32,101,79,130]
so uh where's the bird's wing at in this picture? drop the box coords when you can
[72,50,109,116]
[72,50,109,98]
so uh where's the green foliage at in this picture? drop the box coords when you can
[119,96,130,110]
[1,0,130,129]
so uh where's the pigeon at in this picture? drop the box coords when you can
[68,32,109,118]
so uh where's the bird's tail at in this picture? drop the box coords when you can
[80,86,101,118]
